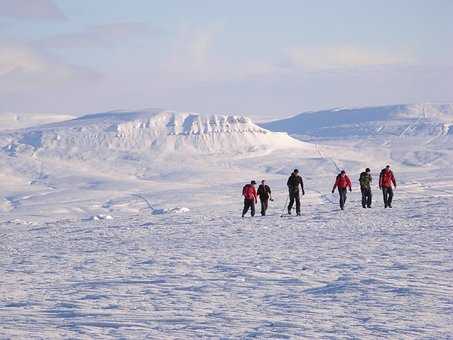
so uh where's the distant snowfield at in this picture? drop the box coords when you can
[1,105,452,338]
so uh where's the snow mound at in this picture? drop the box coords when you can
[261,103,453,139]
[1,110,304,160]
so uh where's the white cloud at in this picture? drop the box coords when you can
[284,46,416,71]
[0,45,46,75]
[164,26,219,77]
[162,25,279,82]
[0,44,98,92]
[187,30,215,66]
[0,0,66,20]
[38,22,161,49]
[161,28,417,84]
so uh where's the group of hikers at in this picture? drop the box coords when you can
[242,165,397,217]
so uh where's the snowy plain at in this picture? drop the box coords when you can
[1,105,453,338]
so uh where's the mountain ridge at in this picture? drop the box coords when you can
[261,103,453,138]
[0,109,306,161]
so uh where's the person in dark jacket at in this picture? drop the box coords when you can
[287,169,305,215]
[359,168,372,208]
[379,165,397,208]
[242,180,257,217]
[257,180,272,216]
[332,170,352,210]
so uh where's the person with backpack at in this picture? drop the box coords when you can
[379,165,397,208]
[257,180,272,216]
[359,168,372,208]
[287,169,305,216]
[332,170,352,210]
[242,180,258,217]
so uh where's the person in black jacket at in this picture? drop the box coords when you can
[257,180,272,216]
[359,168,372,208]
[287,169,305,215]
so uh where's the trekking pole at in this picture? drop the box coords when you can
[132,193,154,212]
[280,196,289,217]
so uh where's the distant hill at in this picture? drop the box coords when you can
[260,104,453,139]
[0,112,75,131]
[0,109,307,163]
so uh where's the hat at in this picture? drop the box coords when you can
[341,170,346,174]
[293,169,299,173]
[251,180,257,185]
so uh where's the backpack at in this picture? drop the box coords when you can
[359,172,371,188]
[258,184,270,198]
[243,184,255,200]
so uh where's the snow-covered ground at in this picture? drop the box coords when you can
[1,106,453,338]
[1,179,452,338]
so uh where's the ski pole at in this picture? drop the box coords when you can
[280,196,289,217]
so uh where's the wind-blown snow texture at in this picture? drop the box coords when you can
[2,189,452,338]
[1,105,453,338]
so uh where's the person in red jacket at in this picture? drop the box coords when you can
[242,180,258,217]
[332,170,352,210]
[379,165,397,208]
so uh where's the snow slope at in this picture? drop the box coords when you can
[261,103,453,139]
[262,103,453,171]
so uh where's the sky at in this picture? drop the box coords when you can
[0,0,452,119]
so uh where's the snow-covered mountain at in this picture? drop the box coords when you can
[0,112,75,131]
[0,109,320,207]
[2,104,453,223]
[261,104,453,139]
[0,109,303,161]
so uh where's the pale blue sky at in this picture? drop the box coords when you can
[1,0,452,118]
